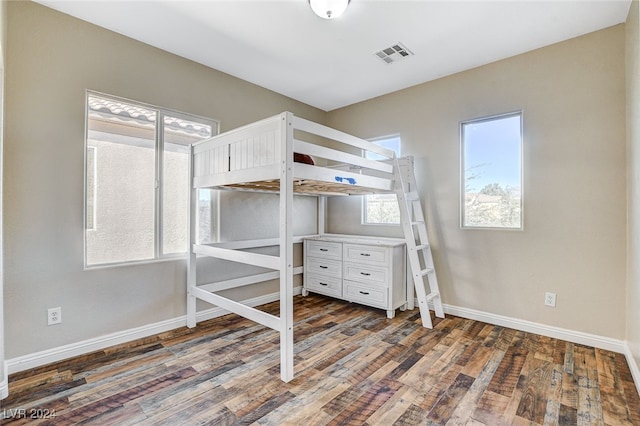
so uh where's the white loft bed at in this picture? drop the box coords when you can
[186,111,441,382]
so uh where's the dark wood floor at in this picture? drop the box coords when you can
[1,295,639,425]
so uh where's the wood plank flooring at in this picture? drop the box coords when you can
[1,294,639,425]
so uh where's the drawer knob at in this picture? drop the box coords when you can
[320,248,328,252]
[359,291,370,295]
[360,272,371,276]
[319,282,328,286]
[319,265,328,269]
[360,253,371,257]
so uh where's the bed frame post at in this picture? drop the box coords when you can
[279,112,295,382]
[187,144,197,328]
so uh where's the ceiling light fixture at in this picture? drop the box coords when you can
[309,0,350,20]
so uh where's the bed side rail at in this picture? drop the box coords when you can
[199,267,303,293]
[293,140,393,174]
[291,115,395,191]
[293,115,395,161]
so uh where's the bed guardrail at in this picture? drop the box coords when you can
[191,112,396,192]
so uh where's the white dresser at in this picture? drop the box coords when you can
[302,235,408,318]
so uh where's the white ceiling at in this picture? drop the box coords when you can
[36,0,631,112]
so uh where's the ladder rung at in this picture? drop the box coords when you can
[411,220,425,226]
[420,268,434,276]
[405,191,419,201]
[425,293,440,302]
[415,244,430,250]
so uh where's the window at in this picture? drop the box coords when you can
[196,189,217,245]
[461,112,522,229]
[362,136,401,225]
[85,93,217,267]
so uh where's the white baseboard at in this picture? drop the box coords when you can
[6,287,302,375]
[436,301,640,393]
[5,291,638,397]
[435,302,627,353]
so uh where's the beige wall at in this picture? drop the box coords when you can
[327,25,627,339]
[627,0,640,375]
[4,1,324,358]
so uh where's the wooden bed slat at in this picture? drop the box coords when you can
[208,166,393,195]
[222,180,381,196]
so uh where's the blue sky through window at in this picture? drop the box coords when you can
[463,114,521,193]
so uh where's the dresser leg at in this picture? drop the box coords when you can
[386,309,395,319]
[302,289,309,296]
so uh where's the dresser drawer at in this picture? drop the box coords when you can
[344,262,388,285]
[344,244,388,264]
[305,274,342,298]
[306,241,342,260]
[344,281,387,309]
[306,257,342,278]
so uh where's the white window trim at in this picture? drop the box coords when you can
[83,91,219,269]
[85,146,97,231]
[460,111,524,231]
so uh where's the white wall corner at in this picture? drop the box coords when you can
[6,287,302,375]
[624,342,640,396]
[0,362,7,399]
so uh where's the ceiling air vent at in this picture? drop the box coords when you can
[375,42,414,64]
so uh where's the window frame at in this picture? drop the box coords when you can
[85,146,97,231]
[460,111,524,231]
[83,91,219,269]
[361,135,401,226]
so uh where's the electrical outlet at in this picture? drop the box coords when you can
[544,292,556,307]
[47,307,62,325]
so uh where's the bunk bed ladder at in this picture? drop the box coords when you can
[394,156,444,328]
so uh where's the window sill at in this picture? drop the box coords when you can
[84,254,187,271]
